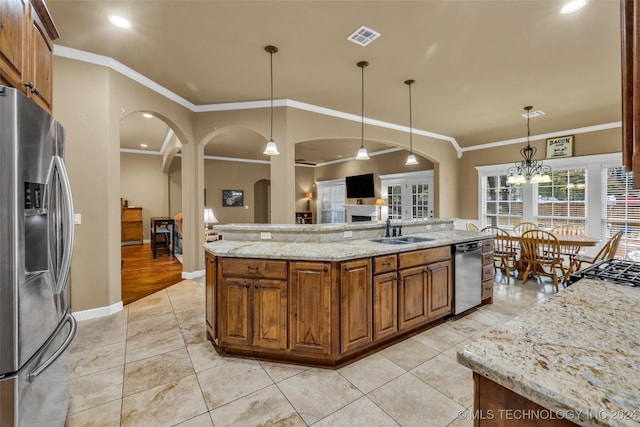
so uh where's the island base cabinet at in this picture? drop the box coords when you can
[205,253,216,341]
[289,261,333,356]
[373,271,397,341]
[426,260,452,320]
[340,259,372,354]
[473,373,577,426]
[398,266,429,331]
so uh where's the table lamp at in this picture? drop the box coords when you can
[304,192,313,211]
[375,198,386,222]
[204,208,219,243]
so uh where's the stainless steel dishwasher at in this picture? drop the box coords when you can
[453,241,483,315]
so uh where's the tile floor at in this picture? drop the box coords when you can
[66,274,559,427]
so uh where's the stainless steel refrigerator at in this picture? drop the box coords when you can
[0,86,76,426]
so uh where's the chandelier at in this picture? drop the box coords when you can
[506,106,551,184]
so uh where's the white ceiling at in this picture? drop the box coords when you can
[48,0,622,164]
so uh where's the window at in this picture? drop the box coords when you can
[483,175,523,227]
[316,180,345,224]
[605,167,640,258]
[536,169,586,229]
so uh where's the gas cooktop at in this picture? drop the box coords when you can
[568,259,640,287]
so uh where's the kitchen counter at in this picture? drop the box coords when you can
[457,279,640,427]
[204,229,489,261]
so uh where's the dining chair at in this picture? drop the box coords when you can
[519,229,566,292]
[482,226,517,283]
[551,224,584,267]
[513,221,539,235]
[466,222,479,231]
[568,231,623,276]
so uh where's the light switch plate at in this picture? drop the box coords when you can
[260,232,272,240]
[74,213,81,224]
[344,230,353,238]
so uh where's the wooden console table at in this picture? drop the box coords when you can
[121,207,143,244]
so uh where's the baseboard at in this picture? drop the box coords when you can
[72,300,124,321]
[182,269,205,279]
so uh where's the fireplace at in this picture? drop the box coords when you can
[345,204,377,223]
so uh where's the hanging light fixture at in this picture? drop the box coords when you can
[263,45,280,155]
[404,79,418,166]
[506,106,552,184]
[355,61,370,160]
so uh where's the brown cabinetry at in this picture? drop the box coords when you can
[481,239,494,302]
[340,258,372,354]
[426,260,452,319]
[205,252,215,340]
[0,0,58,113]
[121,207,143,244]
[218,258,288,350]
[372,254,398,341]
[295,211,312,224]
[289,261,333,355]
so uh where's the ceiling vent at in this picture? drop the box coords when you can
[348,26,381,47]
[522,110,545,119]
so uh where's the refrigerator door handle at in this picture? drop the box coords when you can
[28,312,77,382]
[48,155,74,294]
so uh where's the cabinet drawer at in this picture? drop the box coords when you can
[122,208,143,222]
[373,254,397,274]
[222,258,287,279]
[482,239,494,253]
[482,279,493,300]
[398,246,450,269]
[482,252,493,266]
[121,221,142,229]
[482,265,494,282]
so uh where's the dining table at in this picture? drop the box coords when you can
[503,229,601,280]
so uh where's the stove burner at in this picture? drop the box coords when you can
[568,259,640,287]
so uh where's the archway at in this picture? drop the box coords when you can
[254,179,271,223]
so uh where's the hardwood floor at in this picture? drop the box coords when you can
[121,243,183,305]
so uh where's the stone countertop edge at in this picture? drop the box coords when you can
[456,279,640,427]
[203,230,491,261]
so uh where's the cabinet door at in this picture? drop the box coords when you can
[398,266,428,330]
[219,277,252,347]
[205,253,216,340]
[253,279,287,350]
[289,262,332,355]
[373,271,397,341]
[0,0,27,92]
[28,9,53,112]
[427,260,452,320]
[340,259,372,354]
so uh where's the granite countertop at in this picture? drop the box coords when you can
[204,229,490,261]
[457,279,640,427]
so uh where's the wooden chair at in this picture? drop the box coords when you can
[551,224,584,267]
[151,220,171,258]
[567,231,623,276]
[519,230,566,292]
[482,226,517,283]
[513,221,539,235]
[466,222,479,231]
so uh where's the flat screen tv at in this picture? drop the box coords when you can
[346,173,375,199]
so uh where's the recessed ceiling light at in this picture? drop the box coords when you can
[142,113,153,118]
[109,16,131,29]
[521,110,545,119]
[347,26,381,47]
[140,143,148,148]
[561,0,586,14]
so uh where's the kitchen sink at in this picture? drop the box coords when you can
[397,236,434,243]
[370,238,409,244]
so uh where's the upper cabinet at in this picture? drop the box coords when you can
[0,0,59,113]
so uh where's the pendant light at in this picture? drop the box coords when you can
[355,61,370,160]
[404,79,418,166]
[263,45,280,155]
[506,106,552,184]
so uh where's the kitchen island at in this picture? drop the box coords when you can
[204,219,493,367]
[457,279,640,427]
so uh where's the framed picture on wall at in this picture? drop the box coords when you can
[546,135,574,158]
[222,190,243,207]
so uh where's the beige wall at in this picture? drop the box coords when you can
[457,127,623,220]
[120,153,170,240]
[204,159,270,224]
[169,157,182,217]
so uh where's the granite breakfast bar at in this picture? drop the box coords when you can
[457,279,640,427]
[203,219,494,366]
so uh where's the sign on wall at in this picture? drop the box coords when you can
[546,135,574,159]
